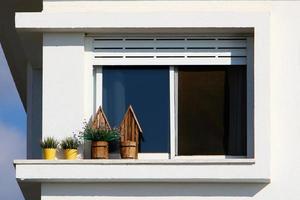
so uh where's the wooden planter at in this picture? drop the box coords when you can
[91,141,109,159]
[120,141,137,159]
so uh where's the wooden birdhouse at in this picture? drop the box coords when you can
[119,105,143,158]
[91,106,111,130]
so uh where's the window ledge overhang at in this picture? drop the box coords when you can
[14,159,269,184]
[15,11,268,32]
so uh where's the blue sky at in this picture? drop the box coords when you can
[0,44,26,200]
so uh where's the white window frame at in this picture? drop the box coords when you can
[92,36,254,160]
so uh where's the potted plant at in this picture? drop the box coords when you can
[61,136,80,160]
[40,137,59,160]
[80,123,120,159]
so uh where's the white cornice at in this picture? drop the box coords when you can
[15,11,269,32]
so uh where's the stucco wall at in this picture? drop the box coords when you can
[268,3,300,200]
[38,1,300,200]
[42,33,85,143]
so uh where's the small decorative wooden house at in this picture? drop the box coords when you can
[91,106,111,130]
[119,105,143,158]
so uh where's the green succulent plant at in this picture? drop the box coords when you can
[40,137,59,149]
[61,137,80,149]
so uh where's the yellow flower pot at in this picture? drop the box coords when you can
[43,148,56,160]
[64,149,78,160]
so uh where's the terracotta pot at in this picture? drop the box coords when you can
[43,148,56,160]
[120,141,137,159]
[91,141,109,159]
[64,149,78,160]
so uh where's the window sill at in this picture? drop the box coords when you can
[14,159,268,184]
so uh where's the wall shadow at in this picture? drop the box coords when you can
[44,182,268,197]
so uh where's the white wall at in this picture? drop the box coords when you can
[38,1,300,200]
[43,33,85,158]
[42,0,270,12]
[267,2,300,200]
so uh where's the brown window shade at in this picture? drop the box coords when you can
[178,66,246,156]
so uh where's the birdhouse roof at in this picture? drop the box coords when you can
[120,105,143,133]
[92,106,111,130]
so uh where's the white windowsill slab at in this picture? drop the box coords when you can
[14,159,269,184]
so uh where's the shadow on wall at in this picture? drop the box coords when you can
[43,33,84,47]
[19,182,41,200]
[44,182,268,197]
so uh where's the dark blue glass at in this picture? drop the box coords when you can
[103,66,170,153]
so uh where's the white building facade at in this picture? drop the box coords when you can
[11,1,300,200]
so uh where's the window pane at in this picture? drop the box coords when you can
[103,66,170,153]
[178,66,246,156]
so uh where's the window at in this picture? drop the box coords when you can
[88,26,268,181]
[92,35,254,159]
[100,65,247,157]
[177,66,247,156]
[103,66,170,153]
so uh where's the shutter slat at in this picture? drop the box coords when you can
[92,36,248,66]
